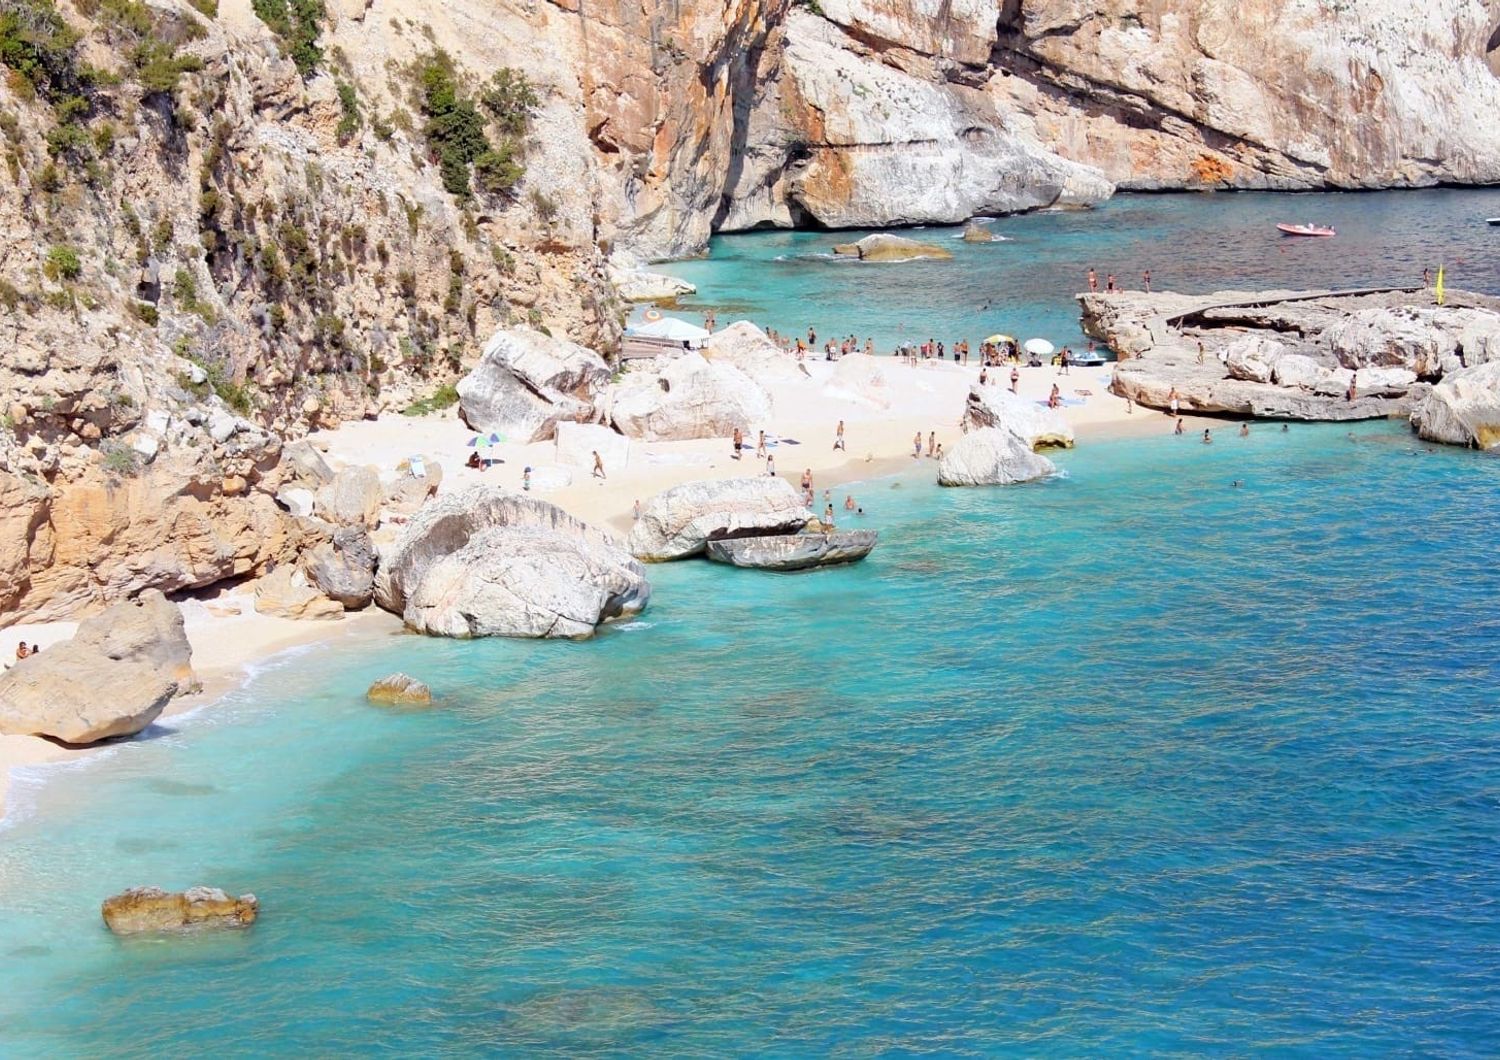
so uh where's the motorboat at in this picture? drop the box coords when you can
[1277,223,1336,237]
[1070,349,1108,367]
[1488,218,1500,226]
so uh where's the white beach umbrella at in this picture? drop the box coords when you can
[1023,338,1055,356]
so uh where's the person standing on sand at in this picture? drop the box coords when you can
[808,326,816,347]
[757,430,767,459]
[592,451,606,480]
[732,427,744,460]
[979,367,988,386]
[1143,269,1152,293]
[1009,366,1020,393]
[1168,386,1180,418]
[834,420,846,451]
[801,468,813,495]
[1107,274,1116,293]
[912,432,922,459]
[927,431,936,458]
[1197,340,1205,365]
[633,499,642,520]
[1088,268,1098,293]
[1049,383,1061,409]
[766,453,776,477]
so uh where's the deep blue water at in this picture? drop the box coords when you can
[3,423,1499,1055]
[664,188,1500,354]
[3,191,1500,1055]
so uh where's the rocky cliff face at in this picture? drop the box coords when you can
[2,0,1498,623]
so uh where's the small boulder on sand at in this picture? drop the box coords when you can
[102,886,259,935]
[366,673,433,706]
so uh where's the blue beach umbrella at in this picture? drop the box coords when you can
[467,432,504,448]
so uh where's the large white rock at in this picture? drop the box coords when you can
[628,478,815,561]
[1353,366,1418,397]
[554,422,630,473]
[962,384,1074,448]
[704,322,807,384]
[320,465,383,528]
[937,428,1057,487]
[1223,334,1288,384]
[609,353,772,441]
[0,590,196,743]
[1321,306,1500,377]
[608,265,696,303]
[374,486,649,638]
[1271,353,1329,390]
[458,327,610,444]
[822,354,892,410]
[1411,361,1500,449]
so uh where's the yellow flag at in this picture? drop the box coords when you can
[1436,265,1445,305]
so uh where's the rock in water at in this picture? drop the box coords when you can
[0,590,194,744]
[1411,362,1500,449]
[374,486,649,639]
[830,234,953,262]
[961,221,996,243]
[938,428,1058,487]
[608,353,772,441]
[101,886,258,935]
[458,327,610,444]
[962,385,1075,448]
[366,673,433,705]
[302,526,377,610]
[705,530,878,571]
[254,566,345,621]
[628,478,815,561]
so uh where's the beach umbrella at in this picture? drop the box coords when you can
[643,308,663,322]
[984,334,1014,345]
[1023,338,1055,356]
[467,432,504,448]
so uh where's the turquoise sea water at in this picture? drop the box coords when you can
[3,422,1500,1055]
[664,188,1500,352]
[4,191,1500,1054]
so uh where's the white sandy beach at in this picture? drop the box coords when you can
[1,345,1216,818]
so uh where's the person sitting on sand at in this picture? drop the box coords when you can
[844,494,855,511]
[592,451,606,480]
[834,420,845,452]
[1202,428,1213,444]
[466,450,482,471]
[15,641,28,661]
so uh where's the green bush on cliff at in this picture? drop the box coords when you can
[0,0,82,102]
[43,244,81,281]
[413,52,535,201]
[335,79,360,141]
[251,0,324,74]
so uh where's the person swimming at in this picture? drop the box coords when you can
[1202,429,1213,444]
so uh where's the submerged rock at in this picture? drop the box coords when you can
[962,385,1075,449]
[628,478,814,561]
[366,673,433,706]
[101,886,258,935]
[1411,361,1500,449]
[0,590,195,744]
[458,327,610,444]
[374,486,648,639]
[961,221,997,243]
[705,530,878,571]
[831,234,953,262]
[938,428,1057,487]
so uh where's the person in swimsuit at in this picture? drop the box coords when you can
[766,453,776,477]
[834,420,845,451]
[844,494,856,511]
[1010,366,1020,393]
[1202,429,1212,444]
[913,432,922,459]
[592,451,606,479]
[824,503,835,527]
[1088,267,1098,293]
[1143,269,1152,293]
[927,431,936,458]
[1174,418,1184,435]
[732,427,743,460]
[1048,383,1061,409]
[756,430,767,459]
[1239,422,1249,437]
[1168,387,1179,418]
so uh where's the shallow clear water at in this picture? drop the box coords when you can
[664,188,1500,353]
[3,421,1500,1055]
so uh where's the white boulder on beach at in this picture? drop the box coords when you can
[628,478,814,561]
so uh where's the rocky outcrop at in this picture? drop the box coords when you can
[0,590,194,744]
[608,258,698,303]
[705,530,878,571]
[302,527,377,610]
[629,478,815,561]
[366,673,434,706]
[101,887,259,936]
[1080,289,1500,423]
[705,323,809,385]
[832,234,954,262]
[1411,362,1500,449]
[253,567,345,621]
[608,354,772,441]
[962,222,998,243]
[374,486,649,639]
[963,385,1075,448]
[458,328,611,445]
[321,466,384,530]
[938,428,1058,487]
